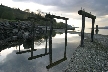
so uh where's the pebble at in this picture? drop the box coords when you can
[64,33,108,72]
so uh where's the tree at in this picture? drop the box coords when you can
[36,9,42,16]
[24,9,30,13]
[1,10,15,20]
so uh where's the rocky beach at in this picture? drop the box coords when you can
[0,20,45,45]
[64,33,108,72]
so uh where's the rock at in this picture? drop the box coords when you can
[12,36,17,40]
[64,33,108,72]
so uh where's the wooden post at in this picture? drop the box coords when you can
[78,10,96,45]
[64,20,67,57]
[91,19,95,42]
[31,19,34,57]
[18,20,21,52]
[18,20,20,33]
[18,20,21,39]
[45,22,47,54]
[49,19,53,64]
[19,45,20,52]
[95,25,99,34]
[80,14,85,47]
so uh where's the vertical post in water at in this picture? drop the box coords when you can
[91,19,95,42]
[18,20,20,34]
[45,22,47,54]
[80,14,85,47]
[18,20,20,42]
[31,19,34,57]
[95,25,99,34]
[18,20,20,52]
[64,20,67,57]
[19,45,20,52]
[49,19,53,64]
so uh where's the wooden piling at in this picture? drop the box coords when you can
[49,19,53,64]
[31,19,35,57]
[78,9,96,46]
[19,45,20,52]
[91,19,95,42]
[95,25,99,34]
[64,20,67,56]
[80,14,85,47]
[45,22,47,54]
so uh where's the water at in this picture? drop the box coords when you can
[0,31,80,72]
[76,28,108,35]
[85,28,108,35]
[0,28,107,72]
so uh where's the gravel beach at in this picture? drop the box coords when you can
[64,33,108,72]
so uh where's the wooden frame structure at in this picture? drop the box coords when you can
[16,14,68,69]
[45,14,68,68]
[78,9,96,47]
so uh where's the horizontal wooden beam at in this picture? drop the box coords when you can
[16,49,37,54]
[28,52,49,60]
[46,57,67,69]
[45,14,69,20]
[27,17,51,21]
[78,10,96,19]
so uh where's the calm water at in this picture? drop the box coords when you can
[0,28,107,72]
[85,28,108,35]
[0,31,80,72]
[76,28,108,35]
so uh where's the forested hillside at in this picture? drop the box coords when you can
[0,4,42,20]
[0,4,68,28]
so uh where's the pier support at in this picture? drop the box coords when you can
[18,20,20,34]
[95,25,99,34]
[45,14,69,67]
[78,9,96,46]
[19,45,20,52]
[49,19,53,64]
[45,22,48,54]
[64,20,67,56]
[91,19,95,42]
[31,19,35,57]
[80,15,85,47]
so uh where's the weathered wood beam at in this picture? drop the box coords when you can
[45,14,69,20]
[46,57,67,69]
[78,10,96,19]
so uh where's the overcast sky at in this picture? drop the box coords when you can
[1,0,108,28]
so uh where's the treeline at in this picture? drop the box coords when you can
[0,4,67,28]
[0,4,39,20]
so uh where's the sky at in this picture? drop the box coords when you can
[1,0,108,28]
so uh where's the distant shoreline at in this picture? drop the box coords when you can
[88,28,108,29]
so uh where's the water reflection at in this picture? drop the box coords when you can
[0,30,80,72]
[16,45,37,54]
[27,38,49,60]
[21,29,68,69]
[46,47,67,69]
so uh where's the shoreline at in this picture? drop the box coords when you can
[64,33,108,72]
